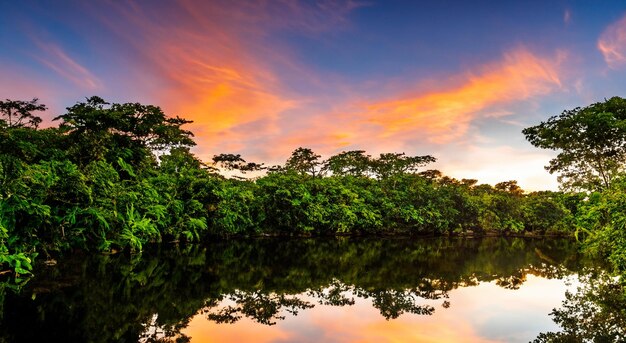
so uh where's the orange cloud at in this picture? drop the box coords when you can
[598,14,626,69]
[94,1,355,158]
[364,48,563,144]
[261,48,565,164]
[153,46,296,156]
[32,41,102,90]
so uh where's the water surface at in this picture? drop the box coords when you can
[0,237,610,342]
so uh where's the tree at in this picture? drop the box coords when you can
[523,97,626,191]
[534,273,626,342]
[370,153,436,179]
[418,169,443,181]
[494,180,523,196]
[285,147,323,177]
[0,98,45,129]
[322,150,371,177]
[212,153,264,174]
[54,96,195,167]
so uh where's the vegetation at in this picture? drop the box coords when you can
[0,96,583,277]
[522,96,626,341]
[0,95,625,283]
[523,96,626,281]
[3,95,626,340]
[534,271,626,342]
[523,97,626,192]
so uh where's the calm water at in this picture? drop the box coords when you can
[0,237,616,342]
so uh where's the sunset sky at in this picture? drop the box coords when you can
[2,0,626,190]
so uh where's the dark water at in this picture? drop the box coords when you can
[0,237,621,342]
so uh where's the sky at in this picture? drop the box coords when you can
[2,0,626,190]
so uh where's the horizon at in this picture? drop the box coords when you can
[3,1,626,191]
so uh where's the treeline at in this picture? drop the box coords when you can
[0,96,621,278]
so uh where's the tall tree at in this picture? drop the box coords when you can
[285,147,323,177]
[370,153,436,179]
[212,153,264,174]
[0,98,45,129]
[323,150,371,177]
[54,96,195,167]
[523,97,626,191]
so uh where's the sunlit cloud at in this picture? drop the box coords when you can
[183,315,292,343]
[263,48,565,161]
[0,0,579,190]
[362,48,564,144]
[32,41,102,90]
[598,14,626,69]
[182,278,571,343]
[91,0,369,158]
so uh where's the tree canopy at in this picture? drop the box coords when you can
[0,98,45,129]
[284,147,323,176]
[0,96,585,279]
[54,96,195,166]
[522,96,626,191]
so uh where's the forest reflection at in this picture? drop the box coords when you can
[0,237,618,342]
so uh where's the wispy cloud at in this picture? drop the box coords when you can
[598,14,626,69]
[32,41,102,90]
[563,9,572,25]
[1,1,572,190]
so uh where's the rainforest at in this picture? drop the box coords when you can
[1,96,626,341]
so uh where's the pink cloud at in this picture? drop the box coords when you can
[598,14,626,69]
[88,1,369,158]
[260,48,566,164]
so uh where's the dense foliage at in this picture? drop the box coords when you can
[0,95,623,282]
[523,96,626,284]
[523,96,626,192]
[0,97,584,277]
[3,95,626,340]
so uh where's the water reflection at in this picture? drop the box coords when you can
[534,271,626,342]
[0,237,617,342]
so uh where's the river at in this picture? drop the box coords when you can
[0,237,615,342]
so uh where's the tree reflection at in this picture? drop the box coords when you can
[365,288,436,318]
[534,271,626,342]
[0,237,601,342]
[308,280,355,307]
[203,291,314,325]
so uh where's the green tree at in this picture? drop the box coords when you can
[534,273,626,342]
[285,147,323,177]
[323,150,371,177]
[0,98,45,129]
[370,153,436,180]
[212,153,264,175]
[523,96,626,191]
[54,96,195,167]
